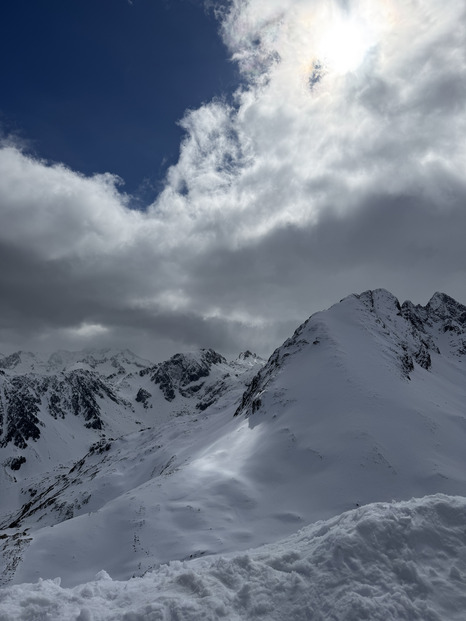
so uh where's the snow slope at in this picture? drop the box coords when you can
[0,349,264,585]
[1,494,466,621]
[2,289,466,600]
[232,289,466,520]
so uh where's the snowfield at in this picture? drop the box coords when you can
[2,290,466,618]
[1,494,466,620]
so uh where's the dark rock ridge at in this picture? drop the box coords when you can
[235,290,466,417]
[141,349,227,402]
[1,377,42,449]
[0,349,154,460]
[0,370,125,451]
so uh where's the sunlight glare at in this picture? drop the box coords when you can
[317,15,373,74]
[191,420,261,479]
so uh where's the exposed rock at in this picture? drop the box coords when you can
[148,349,227,402]
[135,388,152,408]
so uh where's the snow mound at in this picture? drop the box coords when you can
[1,494,466,621]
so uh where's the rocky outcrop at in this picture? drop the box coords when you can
[142,349,227,402]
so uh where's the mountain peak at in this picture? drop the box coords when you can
[236,288,466,419]
[238,350,254,360]
[350,288,402,315]
[143,348,228,402]
[426,292,466,322]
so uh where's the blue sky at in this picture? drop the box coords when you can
[0,0,465,360]
[0,0,237,203]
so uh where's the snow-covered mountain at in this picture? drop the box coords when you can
[0,347,263,476]
[0,346,264,584]
[232,289,466,519]
[2,289,466,619]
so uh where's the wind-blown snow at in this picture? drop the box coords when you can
[1,494,466,620]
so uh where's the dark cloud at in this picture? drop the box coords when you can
[0,0,465,359]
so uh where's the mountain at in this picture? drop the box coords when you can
[0,347,265,584]
[232,289,466,522]
[0,347,263,477]
[2,289,466,595]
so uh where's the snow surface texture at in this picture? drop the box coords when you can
[2,289,466,615]
[1,494,466,620]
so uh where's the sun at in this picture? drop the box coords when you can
[316,14,374,75]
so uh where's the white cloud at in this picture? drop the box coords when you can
[0,147,136,260]
[0,0,465,359]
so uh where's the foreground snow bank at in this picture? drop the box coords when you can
[2,494,466,621]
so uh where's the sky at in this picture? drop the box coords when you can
[0,0,237,204]
[0,0,465,361]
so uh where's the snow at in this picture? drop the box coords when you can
[0,346,263,493]
[1,494,466,620]
[0,349,265,586]
[2,290,466,617]
[0,348,153,376]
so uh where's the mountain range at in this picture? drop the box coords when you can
[1,289,466,619]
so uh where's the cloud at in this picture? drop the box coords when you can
[0,0,465,360]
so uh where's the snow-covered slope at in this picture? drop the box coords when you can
[1,494,466,621]
[0,348,153,480]
[0,348,265,585]
[232,289,466,519]
[2,289,466,595]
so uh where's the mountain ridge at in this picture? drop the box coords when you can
[235,289,466,418]
[2,289,466,589]
[0,347,264,482]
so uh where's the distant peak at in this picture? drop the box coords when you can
[428,292,459,309]
[167,348,226,366]
[359,288,400,304]
[426,292,466,323]
[343,289,402,315]
[239,350,255,360]
[199,348,227,365]
[0,351,22,369]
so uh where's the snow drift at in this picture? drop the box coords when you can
[1,494,466,620]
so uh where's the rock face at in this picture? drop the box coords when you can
[0,362,132,455]
[0,370,126,451]
[141,349,227,402]
[1,377,42,449]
